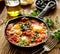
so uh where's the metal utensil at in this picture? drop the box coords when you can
[32,39,59,54]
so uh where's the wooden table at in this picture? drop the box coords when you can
[0,0,60,54]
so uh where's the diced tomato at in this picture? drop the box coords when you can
[41,34,46,40]
[31,20,40,25]
[36,37,42,42]
[22,30,34,37]
[31,20,36,23]
[25,30,33,36]
[8,36,18,43]
[7,24,13,30]
[25,21,30,24]
[6,30,9,35]
[20,18,28,22]
[11,37,17,42]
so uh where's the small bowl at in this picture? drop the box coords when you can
[35,0,57,10]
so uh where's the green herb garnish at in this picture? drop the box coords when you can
[45,16,54,27]
[21,23,31,30]
[51,29,60,40]
[34,31,39,37]
[55,16,59,28]
[29,9,40,17]
[31,39,35,43]
[17,40,29,46]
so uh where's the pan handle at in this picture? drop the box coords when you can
[36,1,55,19]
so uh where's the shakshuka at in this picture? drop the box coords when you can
[6,17,47,46]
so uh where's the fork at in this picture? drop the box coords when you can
[32,39,59,54]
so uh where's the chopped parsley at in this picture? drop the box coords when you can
[21,23,31,30]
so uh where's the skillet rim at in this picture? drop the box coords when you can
[4,16,50,48]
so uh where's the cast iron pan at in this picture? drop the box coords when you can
[5,1,55,48]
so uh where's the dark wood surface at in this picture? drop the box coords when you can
[0,0,60,54]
